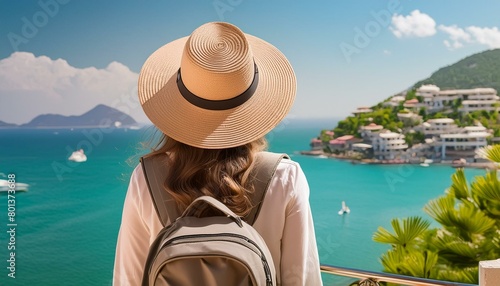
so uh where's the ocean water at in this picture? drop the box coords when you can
[0,120,487,285]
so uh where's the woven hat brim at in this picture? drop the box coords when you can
[138,34,296,149]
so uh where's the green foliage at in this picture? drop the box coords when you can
[404,131,425,147]
[429,112,446,119]
[333,108,404,137]
[405,90,417,100]
[373,217,430,247]
[414,49,500,92]
[374,155,500,283]
[418,107,426,117]
[319,130,334,142]
[333,116,361,137]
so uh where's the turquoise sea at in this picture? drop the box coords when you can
[0,119,487,285]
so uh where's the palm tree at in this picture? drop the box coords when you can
[373,145,500,284]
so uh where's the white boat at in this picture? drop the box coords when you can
[68,149,87,162]
[338,201,350,215]
[0,179,29,192]
[420,159,433,167]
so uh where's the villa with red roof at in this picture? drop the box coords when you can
[329,135,360,153]
[310,138,323,151]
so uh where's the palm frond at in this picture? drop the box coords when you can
[470,170,500,218]
[449,169,469,200]
[454,201,496,237]
[373,217,430,248]
[476,145,500,163]
[471,170,500,202]
[433,235,479,267]
[400,250,438,279]
[437,267,478,284]
[424,195,456,228]
[373,226,400,245]
[380,249,405,274]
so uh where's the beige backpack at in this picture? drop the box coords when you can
[140,152,288,286]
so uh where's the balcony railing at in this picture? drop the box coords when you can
[320,264,477,286]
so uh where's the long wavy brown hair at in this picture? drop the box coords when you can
[148,133,268,217]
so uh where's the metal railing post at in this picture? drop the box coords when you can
[320,264,478,286]
[479,259,500,286]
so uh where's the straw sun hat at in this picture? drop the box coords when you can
[138,22,296,149]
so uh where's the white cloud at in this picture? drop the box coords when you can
[383,50,391,55]
[438,25,471,50]
[443,40,464,50]
[466,26,500,48]
[390,10,437,38]
[438,25,500,50]
[0,52,149,124]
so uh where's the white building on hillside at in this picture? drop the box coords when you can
[403,99,421,110]
[459,88,499,113]
[359,123,384,142]
[416,84,440,97]
[434,125,491,160]
[416,85,499,114]
[383,95,406,107]
[371,131,408,160]
[416,84,443,112]
[352,107,373,115]
[397,110,422,126]
[417,118,459,137]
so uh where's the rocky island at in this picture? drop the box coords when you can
[306,49,500,168]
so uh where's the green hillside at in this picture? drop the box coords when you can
[414,49,500,91]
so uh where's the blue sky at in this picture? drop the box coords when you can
[1,0,500,124]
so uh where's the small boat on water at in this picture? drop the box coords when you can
[338,201,350,215]
[452,158,467,168]
[68,149,87,162]
[420,159,433,167]
[0,179,29,192]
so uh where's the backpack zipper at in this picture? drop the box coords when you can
[157,233,273,286]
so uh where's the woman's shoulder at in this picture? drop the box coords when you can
[126,163,147,197]
[274,156,308,191]
[131,163,145,181]
[276,155,303,174]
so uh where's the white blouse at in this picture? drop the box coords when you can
[113,158,323,286]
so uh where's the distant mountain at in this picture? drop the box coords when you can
[21,104,137,128]
[0,120,17,128]
[414,49,500,92]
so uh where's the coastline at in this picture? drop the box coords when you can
[300,150,498,170]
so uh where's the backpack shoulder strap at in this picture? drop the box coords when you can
[140,153,179,227]
[245,151,289,225]
[140,151,289,227]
